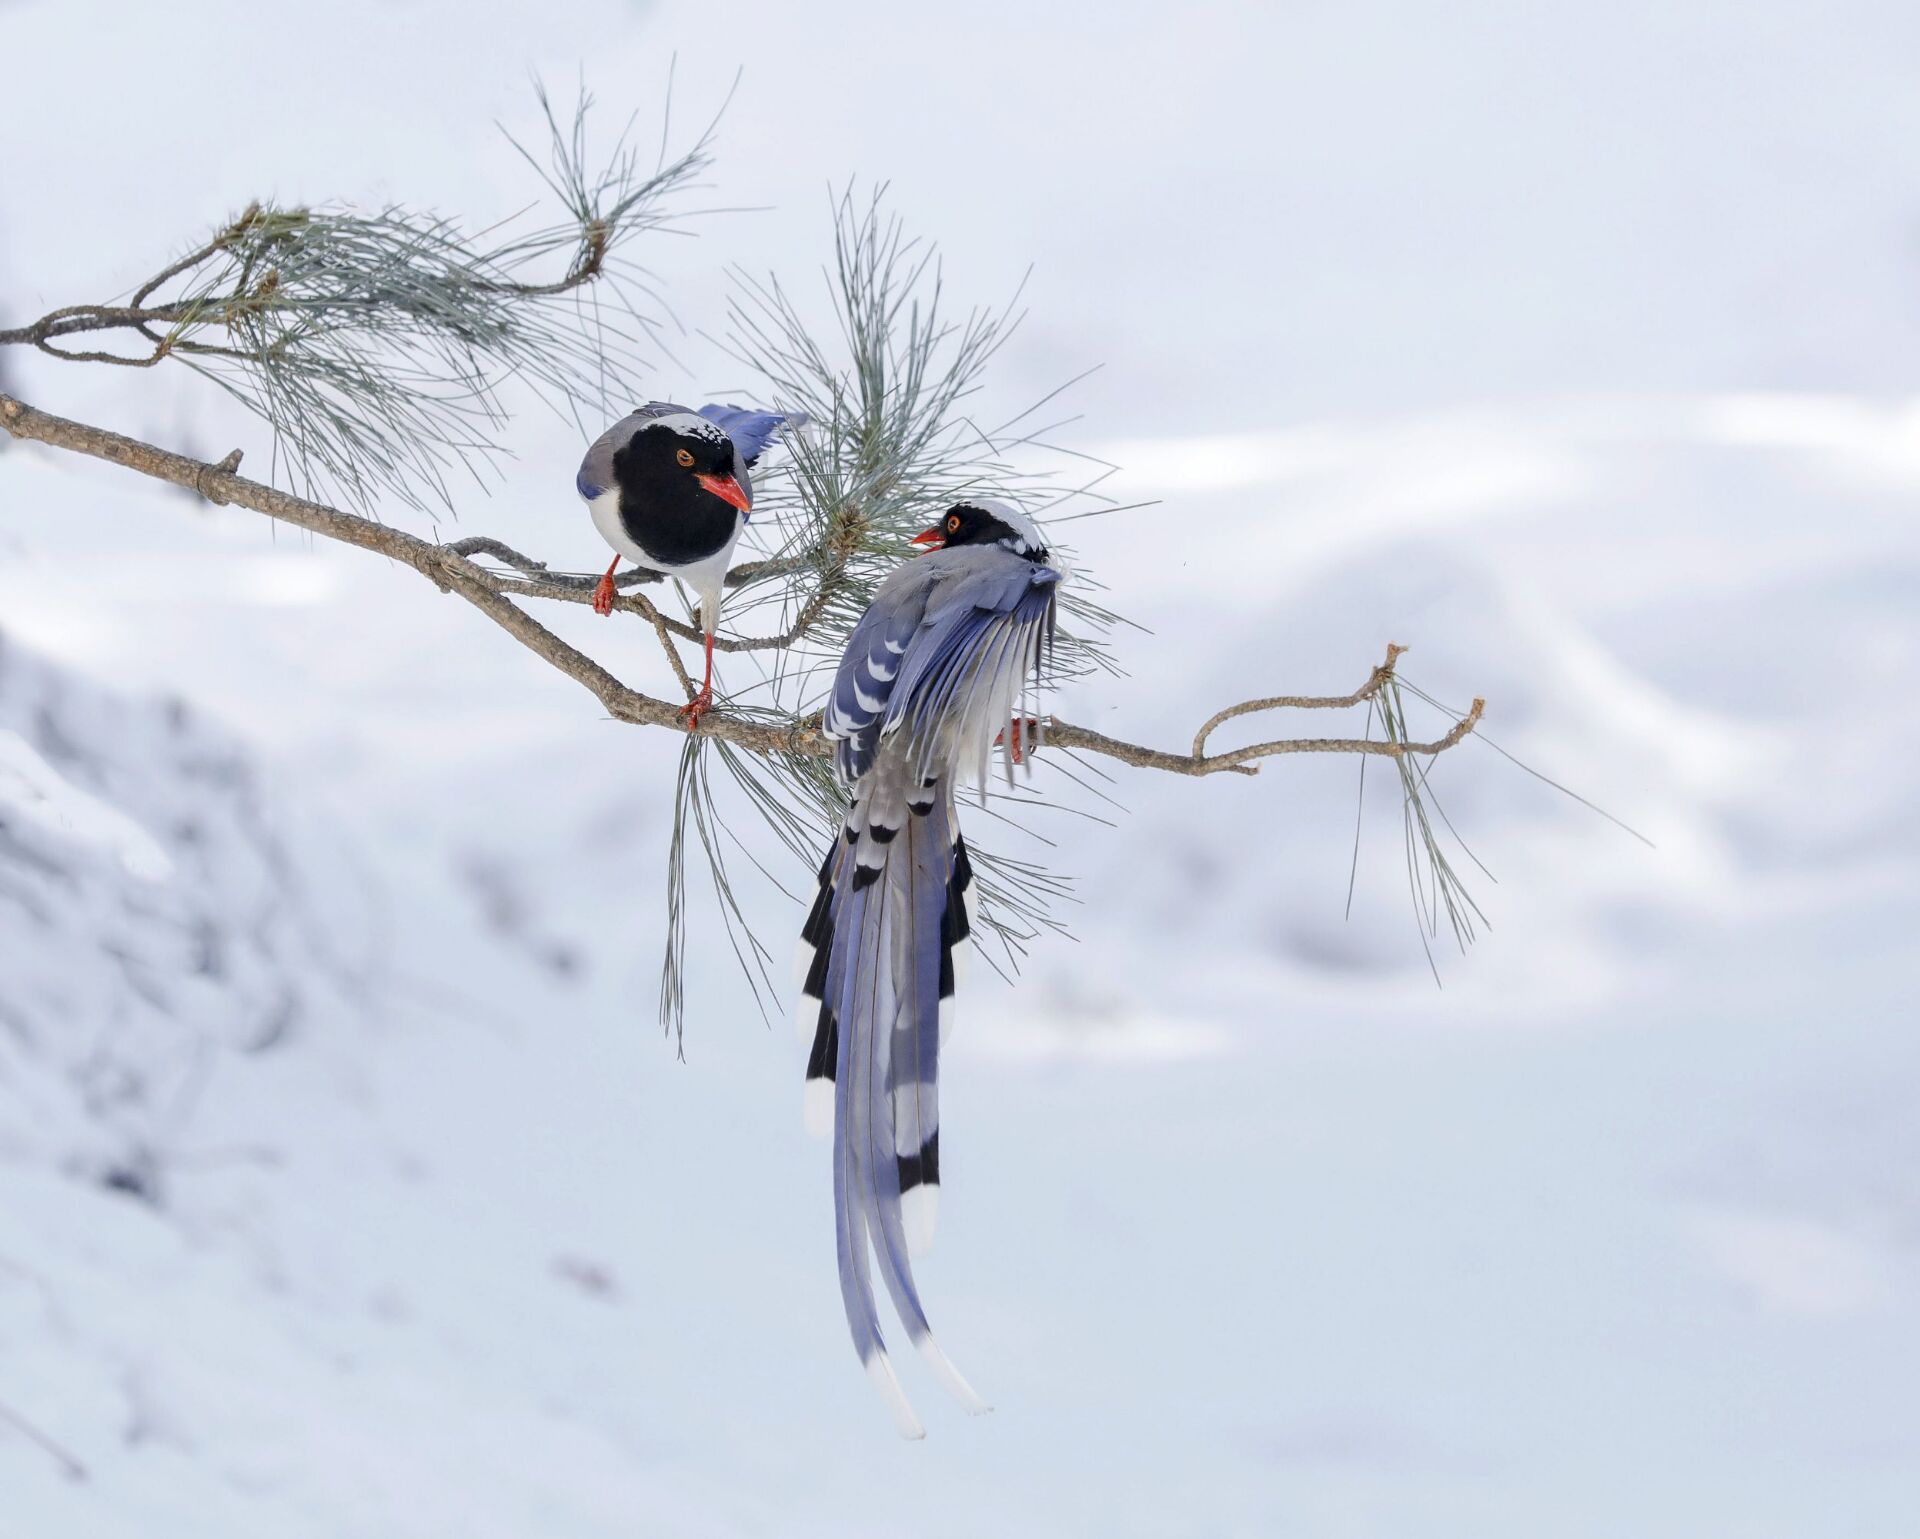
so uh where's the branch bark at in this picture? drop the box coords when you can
[439,536,825,651]
[0,392,1483,776]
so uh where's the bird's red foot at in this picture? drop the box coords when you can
[679,687,715,730]
[994,719,1027,765]
[591,573,616,616]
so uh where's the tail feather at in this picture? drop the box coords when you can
[861,850,988,1414]
[896,801,950,1253]
[829,878,923,1435]
[938,834,974,1045]
[798,843,838,1119]
[808,770,985,1430]
[865,1341,925,1440]
[803,1004,837,1136]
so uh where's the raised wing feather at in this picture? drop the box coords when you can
[822,548,1057,788]
[821,559,938,784]
[695,403,805,466]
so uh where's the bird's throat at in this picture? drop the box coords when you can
[616,464,739,568]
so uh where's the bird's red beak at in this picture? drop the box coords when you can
[910,526,946,551]
[695,473,752,513]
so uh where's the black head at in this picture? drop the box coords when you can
[608,420,752,566]
[611,420,749,512]
[911,500,1048,561]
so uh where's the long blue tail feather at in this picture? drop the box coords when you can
[806,774,984,1434]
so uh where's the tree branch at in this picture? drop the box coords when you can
[1046,663,1483,777]
[0,391,809,754]
[1192,644,1408,757]
[0,392,1483,774]
[0,84,723,518]
[440,536,822,652]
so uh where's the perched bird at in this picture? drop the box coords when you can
[575,402,800,723]
[795,498,1060,1437]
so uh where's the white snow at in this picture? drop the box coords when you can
[0,727,172,882]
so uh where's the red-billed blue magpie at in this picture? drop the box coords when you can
[576,403,800,723]
[794,498,1059,1436]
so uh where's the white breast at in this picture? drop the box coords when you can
[586,489,658,571]
[585,487,740,630]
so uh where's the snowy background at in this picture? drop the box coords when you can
[4,2,1920,1535]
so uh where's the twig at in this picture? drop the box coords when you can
[1192,643,1407,756]
[441,536,820,652]
[0,92,719,516]
[629,588,698,701]
[1043,686,1483,778]
[0,392,1484,773]
[439,536,813,591]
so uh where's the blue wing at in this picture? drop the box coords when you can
[697,403,803,466]
[823,555,1059,786]
[885,565,1058,780]
[822,576,933,784]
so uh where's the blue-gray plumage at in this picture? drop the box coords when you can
[796,498,1058,1437]
[576,401,801,722]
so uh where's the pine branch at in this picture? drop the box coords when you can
[0,392,1483,776]
[1,140,1507,1034]
[0,84,716,515]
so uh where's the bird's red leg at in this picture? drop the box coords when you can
[680,630,716,729]
[992,720,1027,765]
[591,556,620,616]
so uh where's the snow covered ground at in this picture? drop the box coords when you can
[4,2,1919,1535]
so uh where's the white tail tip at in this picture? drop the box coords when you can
[866,1351,926,1439]
[902,1183,939,1257]
[804,1077,834,1139]
[916,1333,991,1416]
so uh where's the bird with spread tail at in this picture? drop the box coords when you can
[576,403,801,724]
[795,498,1060,1437]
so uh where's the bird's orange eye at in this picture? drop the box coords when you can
[675,448,695,468]
[947,515,961,532]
